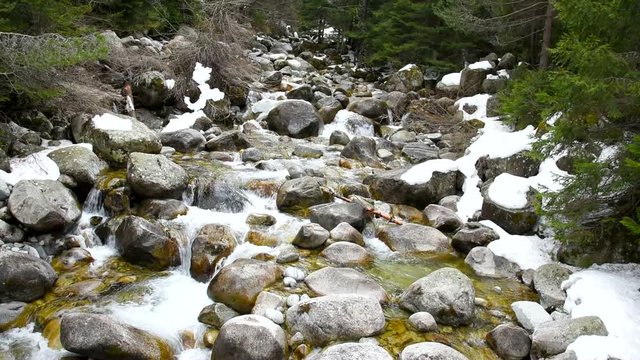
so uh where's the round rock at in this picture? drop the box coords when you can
[400,342,469,360]
[212,314,287,360]
[127,152,188,199]
[0,250,57,302]
[320,242,372,267]
[305,267,387,302]
[312,342,393,360]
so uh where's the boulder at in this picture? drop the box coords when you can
[329,130,350,146]
[286,294,386,346]
[399,267,475,326]
[191,224,237,282]
[465,247,520,278]
[261,71,283,87]
[292,223,330,249]
[0,219,25,243]
[486,323,531,360]
[483,77,508,94]
[251,291,285,323]
[114,215,181,270]
[402,142,439,164]
[212,315,287,360]
[400,342,469,360]
[531,316,608,359]
[460,67,490,96]
[497,53,517,70]
[452,222,500,253]
[0,250,57,302]
[193,177,248,213]
[207,259,282,313]
[408,312,438,333]
[286,85,313,102]
[364,168,459,209]
[423,204,463,232]
[8,180,81,233]
[0,301,25,331]
[316,97,342,124]
[47,145,108,186]
[127,152,188,200]
[310,202,368,232]
[198,302,239,328]
[385,65,424,92]
[533,263,572,310]
[320,242,372,267]
[160,129,206,153]
[60,312,173,360]
[511,301,553,332]
[276,177,333,212]
[136,199,188,220]
[293,144,323,159]
[311,343,393,360]
[386,91,410,120]
[265,100,322,138]
[377,223,450,253]
[132,71,168,109]
[341,136,381,168]
[347,98,388,120]
[329,222,365,245]
[475,152,540,182]
[305,267,387,302]
[481,181,538,235]
[205,130,252,152]
[72,113,162,167]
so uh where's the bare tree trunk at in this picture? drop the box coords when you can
[539,2,556,69]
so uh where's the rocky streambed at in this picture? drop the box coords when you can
[0,31,636,360]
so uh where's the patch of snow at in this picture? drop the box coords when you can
[563,263,640,360]
[468,60,494,70]
[92,113,132,131]
[487,69,510,80]
[598,145,621,163]
[162,110,206,133]
[546,112,563,126]
[184,62,225,112]
[441,72,461,86]
[400,159,458,185]
[0,151,60,185]
[399,63,417,72]
[483,220,557,270]
[191,62,211,85]
[165,79,175,90]
[487,173,532,209]
[455,94,492,119]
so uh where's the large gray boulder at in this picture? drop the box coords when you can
[533,263,572,310]
[212,314,287,360]
[292,223,330,249]
[377,223,450,253]
[465,247,520,278]
[72,113,162,167]
[531,316,608,359]
[400,342,469,360]
[511,301,553,332]
[476,152,540,182]
[316,96,342,124]
[460,67,491,96]
[328,222,365,246]
[276,177,333,212]
[47,145,108,186]
[114,215,181,270]
[205,130,252,152]
[305,267,387,302]
[286,294,386,346]
[364,168,459,209]
[310,343,393,360]
[160,129,206,152]
[0,301,25,330]
[8,180,81,233]
[0,250,57,302]
[190,224,237,282]
[452,222,500,253]
[127,152,188,200]
[309,202,368,232]
[347,98,388,120]
[385,65,424,92]
[207,259,282,313]
[320,242,371,267]
[481,181,538,235]
[486,323,531,360]
[60,312,174,360]
[265,100,322,138]
[399,267,475,326]
[423,204,463,232]
[0,219,25,243]
[341,136,382,168]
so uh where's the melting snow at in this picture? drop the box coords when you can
[399,63,417,72]
[468,60,494,70]
[92,113,132,131]
[400,159,458,185]
[483,220,557,270]
[441,72,461,86]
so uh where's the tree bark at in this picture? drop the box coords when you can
[539,2,556,69]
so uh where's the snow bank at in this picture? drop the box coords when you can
[483,220,557,270]
[92,113,132,131]
[400,159,458,185]
[468,60,494,70]
[441,72,461,86]
[161,110,206,133]
[487,173,532,209]
[455,94,492,119]
[563,264,640,360]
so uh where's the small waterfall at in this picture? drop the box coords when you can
[387,107,395,124]
[83,187,106,216]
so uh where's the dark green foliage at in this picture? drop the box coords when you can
[0,0,90,35]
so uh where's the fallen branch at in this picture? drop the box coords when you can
[323,186,404,225]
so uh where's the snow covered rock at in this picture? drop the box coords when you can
[72,113,162,167]
[399,267,475,326]
[531,316,608,359]
[60,312,174,360]
[377,223,451,254]
[285,294,386,346]
[511,301,553,332]
[486,323,531,360]
[0,250,57,302]
[310,202,368,232]
[460,66,492,96]
[8,180,81,233]
[305,267,388,302]
[452,222,500,253]
[114,215,181,270]
[212,315,287,360]
[207,259,283,314]
[400,342,469,360]
[311,342,393,360]
[480,178,538,235]
[533,263,572,310]
[127,152,188,200]
[265,100,322,138]
[465,246,520,278]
